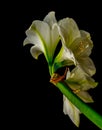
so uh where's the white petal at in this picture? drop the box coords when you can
[44,11,60,60]
[30,45,43,59]
[31,20,59,61]
[31,20,51,47]
[23,12,60,62]
[66,66,97,91]
[24,21,51,61]
[76,91,94,103]
[80,30,91,39]
[51,24,60,52]
[44,11,57,27]
[53,45,76,72]
[58,18,81,47]
[78,57,96,76]
[23,29,44,47]
[23,37,31,46]
[61,45,76,64]
[69,37,93,58]
[63,95,80,127]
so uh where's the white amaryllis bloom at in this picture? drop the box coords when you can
[23,11,77,74]
[23,12,59,66]
[58,18,96,76]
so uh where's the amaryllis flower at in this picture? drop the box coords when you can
[23,12,59,74]
[57,18,96,76]
[23,12,76,75]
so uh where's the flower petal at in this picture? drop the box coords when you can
[78,57,96,76]
[24,17,59,63]
[76,91,94,103]
[30,20,50,60]
[44,11,57,27]
[65,66,98,91]
[23,29,44,46]
[58,18,80,47]
[53,45,76,72]
[63,95,80,127]
[80,30,91,39]
[44,12,60,62]
[30,45,43,59]
[29,13,59,62]
[23,28,46,59]
[70,30,93,58]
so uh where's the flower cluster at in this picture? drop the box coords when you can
[23,11,98,127]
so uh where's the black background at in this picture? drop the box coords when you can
[3,0,102,129]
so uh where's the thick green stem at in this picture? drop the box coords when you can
[55,81,102,129]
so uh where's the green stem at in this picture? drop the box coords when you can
[49,64,53,76]
[55,81,102,129]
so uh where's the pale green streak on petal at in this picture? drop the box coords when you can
[30,20,51,62]
[23,29,44,51]
[23,12,60,66]
[44,11,60,61]
[55,46,76,63]
[52,46,76,72]
[30,45,43,59]
[58,18,80,47]
[63,95,80,127]
[30,20,59,64]
[76,91,94,103]
[31,20,50,45]
[23,28,47,60]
